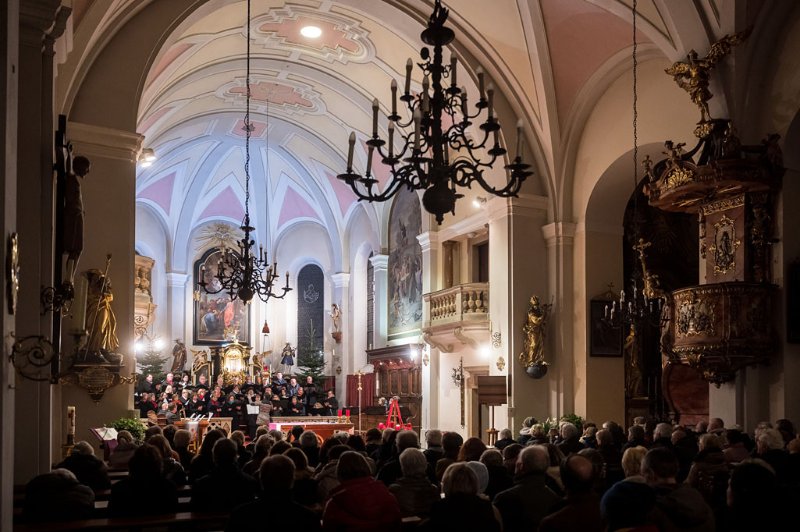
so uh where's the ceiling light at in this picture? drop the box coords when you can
[300,25,322,38]
[139,147,156,167]
[472,196,487,209]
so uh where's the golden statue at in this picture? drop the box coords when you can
[519,295,551,367]
[665,28,751,128]
[83,264,119,362]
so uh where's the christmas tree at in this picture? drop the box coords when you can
[296,318,326,381]
[138,344,168,384]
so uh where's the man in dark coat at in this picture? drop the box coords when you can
[494,445,561,532]
[191,438,258,513]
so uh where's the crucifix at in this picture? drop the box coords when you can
[452,357,465,427]
[357,370,363,434]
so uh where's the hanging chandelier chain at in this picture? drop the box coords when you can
[244,0,251,222]
[632,0,639,227]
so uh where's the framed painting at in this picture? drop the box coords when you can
[589,299,622,357]
[193,248,250,345]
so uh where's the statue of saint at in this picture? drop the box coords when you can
[519,295,549,367]
[171,339,187,374]
[83,268,118,362]
[330,303,341,332]
[63,156,91,285]
[280,342,295,371]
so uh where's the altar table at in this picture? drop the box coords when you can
[269,416,354,441]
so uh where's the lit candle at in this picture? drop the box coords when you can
[371,98,379,137]
[346,132,355,171]
[476,67,485,100]
[516,118,524,160]
[404,58,413,95]
[390,79,397,116]
[346,409,351,418]
[450,55,457,87]
[388,122,395,158]
[413,108,422,151]
[337,409,342,418]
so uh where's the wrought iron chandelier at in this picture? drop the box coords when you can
[197,0,291,304]
[337,0,533,224]
[606,0,663,328]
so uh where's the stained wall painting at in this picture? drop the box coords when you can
[388,189,422,337]
[193,247,250,345]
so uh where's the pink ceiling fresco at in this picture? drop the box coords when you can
[139,172,176,215]
[231,118,267,138]
[259,17,359,54]
[277,186,321,227]
[198,185,245,222]
[228,81,313,108]
[541,0,650,123]
[138,105,174,135]
[144,43,195,88]
[325,171,357,217]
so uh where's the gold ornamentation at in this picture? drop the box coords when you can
[519,295,552,367]
[6,232,19,315]
[665,28,751,133]
[702,196,745,216]
[664,167,694,190]
[707,214,740,275]
[496,355,505,372]
[675,294,716,337]
[60,365,134,403]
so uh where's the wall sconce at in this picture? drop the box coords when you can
[496,355,506,372]
[422,351,430,367]
[472,196,487,209]
[139,148,157,168]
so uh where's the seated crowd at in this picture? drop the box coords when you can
[20,414,799,531]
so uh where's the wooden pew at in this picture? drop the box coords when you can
[13,510,230,531]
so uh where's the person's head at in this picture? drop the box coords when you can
[230,430,246,448]
[199,428,226,456]
[381,427,397,444]
[336,451,371,481]
[299,430,319,449]
[442,432,463,459]
[698,432,722,452]
[346,434,366,452]
[146,374,153,383]
[641,447,679,484]
[306,376,313,384]
[600,475,656,531]
[212,438,238,467]
[396,430,420,452]
[297,387,304,397]
[128,443,163,480]
[561,453,596,494]
[480,449,503,468]
[283,447,310,473]
[259,454,295,491]
[166,372,174,382]
[695,419,709,434]
[458,436,486,462]
[441,462,478,497]
[365,428,382,443]
[757,428,785,453]
[398,447,428,478]
[653,422,673,440]
[275,372,283,380]
[542,442,565,467]
[290,426,304,441]
[269,429,284,442]
[254,434,275,455]
[708,417,725,432]
[425,429,443,447]
[516,445,549,475]
[290,396,299,405]
[327,390,334,398]
[71,441,95,457]
[503,443,523,469]
[560,422,580,441]
[621,445,648,478]
[596,428,613,447]
[727,458,777,513]
[117,430,134,445]
[466,461,489,494]
[628,424,645,442]
[498,428,513,440]
[146,435,173,460]
[289,377,297,386]
[144,425,163,440]
[198,374,207,384]
[173,429,191,449]
[269,440,292,456]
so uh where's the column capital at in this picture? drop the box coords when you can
[166,272,189,287]
[331,272,350,289]
[369,253,389,271]
[20,0,61,40]
[487,193,549,222]
[542,222,577,248]
[416,231,440,252]
[68,121,144,162]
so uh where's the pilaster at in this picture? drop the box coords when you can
[330,272,350,395]
[369,254,389,346]
[166,272,188,347]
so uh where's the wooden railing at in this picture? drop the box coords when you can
[423,283,489,327]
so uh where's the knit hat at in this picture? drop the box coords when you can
[466,461,489,494]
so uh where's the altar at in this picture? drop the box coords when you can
[269,416,354,441]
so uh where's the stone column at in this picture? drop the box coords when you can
[417,231,440,431]
[331,272,350,398]
[487,195,548,434]
[442,240,456,289]
[0,0,20,524]
[166,272,188,345]
[369,254,389,346]
[13,0,65,485]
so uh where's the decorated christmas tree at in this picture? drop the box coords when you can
[296,319,326,382]
[138,345,168,384]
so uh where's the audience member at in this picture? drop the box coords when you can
[622,424,648,452]
[388,448,439,518]
[423,462,501,532]
[621,445,648,480]
[226,455,321,531]
[685,433,729,513]
[722,429,750,464]
[108,430,138,470]
[23,468,94,523]
[502,443,523,476]
[322,451,401,531]
[539,453,604,532]
[55,441,111,492]
[147,434,187,487]
[458,436,488,463]
[722,458,781,530]
[494,428,515,450]
[191,438,258,512]
[465,460,490,497]
[556,422,585,456]
[243,434,274,477]
[600,473,657,531]
[435,431,463,481]
[754,427,790,485]
[494,445,561,532]
[109,444,178,517]
[377,430,428,485]
[299,430,321,468]
[284,446,321,511]
[315,444,350,501]
[480,449,513,500]
[188,428,225,484]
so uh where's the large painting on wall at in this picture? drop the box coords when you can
[193,248,250,345]
[388,189,423,337]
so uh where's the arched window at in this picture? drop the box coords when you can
[296,264,325,360]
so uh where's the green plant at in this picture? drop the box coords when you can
[110,417,145,443]
[297,319,326,381]
[560,413,584,433]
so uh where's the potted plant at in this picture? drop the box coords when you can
[109,416,145,444]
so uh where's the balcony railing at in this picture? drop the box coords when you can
[423,283,489,327]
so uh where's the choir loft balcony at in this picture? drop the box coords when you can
[422,283,490,353]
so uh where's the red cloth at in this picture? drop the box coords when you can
[345,373,375,408]
[322,476,401,532]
